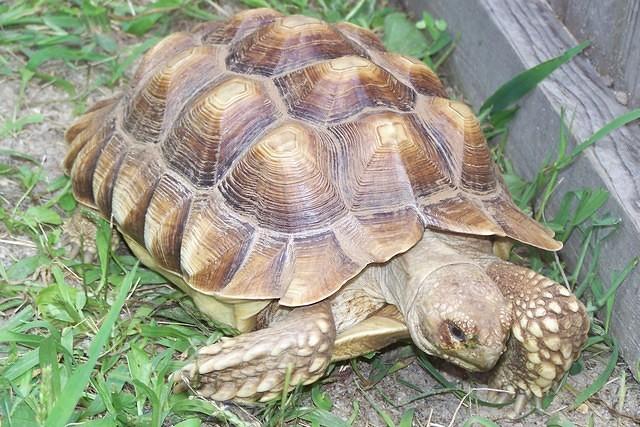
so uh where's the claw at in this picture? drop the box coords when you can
[170,368,193,393]
[486,389,512,404]
[508,393,530,419]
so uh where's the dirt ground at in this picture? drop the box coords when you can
[1,23,640,427]
[320,349,640,426]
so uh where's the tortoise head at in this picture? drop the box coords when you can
[407,264,513,372]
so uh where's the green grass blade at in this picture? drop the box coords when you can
[0,148,39,163]
[1,348,39,381]
[352,377,395,427]
[0,330,44,346]
[95,218,112,293]
[415,353,510,408]
[299,408,351,427]
[311,385,333,411]
[573,338,619,407]
[398,408,415,427]
[75,417,118,427]
[415,353,457,389]
[560,108,640,168]
[546,414,576,427]
[131,379,162,427]
[595,257,639,309]
[479,41,589,115]
[463,416,500,427]
[43,264,139,427]
[0,114,44,138]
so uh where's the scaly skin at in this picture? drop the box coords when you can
[172,230,589,413]
[485,261,588,412]
[60,210,122,263]
[173,302,335,402]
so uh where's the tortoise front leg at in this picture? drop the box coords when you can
[485,262,589,413]
[172,302,335,402]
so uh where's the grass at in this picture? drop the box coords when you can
[1,0,639,426]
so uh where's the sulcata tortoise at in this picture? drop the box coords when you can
[63,8,589,412]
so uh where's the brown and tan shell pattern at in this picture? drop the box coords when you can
[63,9,561,307]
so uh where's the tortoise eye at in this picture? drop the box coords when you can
[448,323,466,342]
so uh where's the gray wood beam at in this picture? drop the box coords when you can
[558,0,640,109]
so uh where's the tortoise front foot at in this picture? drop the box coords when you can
[172,302,336,402]
[485,262,589,415]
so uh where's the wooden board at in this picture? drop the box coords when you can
[549,0,640,108]
[403,0,640,375]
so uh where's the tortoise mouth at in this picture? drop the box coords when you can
[440,347,504,372]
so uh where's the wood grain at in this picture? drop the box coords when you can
[549,0,640,108]
[405,0,640,375]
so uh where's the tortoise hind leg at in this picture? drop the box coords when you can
[172,302,336,402]
[61,209,120,263]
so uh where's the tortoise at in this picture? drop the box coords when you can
[63,8,589,413]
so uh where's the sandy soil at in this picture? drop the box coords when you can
[1,17,639,427]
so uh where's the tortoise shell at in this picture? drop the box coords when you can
[64,8,560,307]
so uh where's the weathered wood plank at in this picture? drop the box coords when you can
[548,0,568,20]
[403,0,640,373]
[552,0,640,108]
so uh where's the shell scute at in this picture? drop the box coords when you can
[92,132,128,217]
[144,173,194,272]
[69,119,116,207]
[111,150,164,246]
[132,32,197,84]
[226,15,359,76]
[330,112,454,207]
[197,8,284,45]
[63,97,119,173]
[375,52,447,97]
[280,231,359,306]
[162,76,279,187]
[275,56,415,124]
[421,195,503,236]
[335,22,386,52]
[333,211,423,264]
[181,195,255,293]
[420,98,496,193]
[218,233,290,299]
[123,46,225,145]
[219,121,346,233]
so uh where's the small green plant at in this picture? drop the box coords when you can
[382,11,453,70]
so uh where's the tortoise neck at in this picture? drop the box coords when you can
[376,230,497,315]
